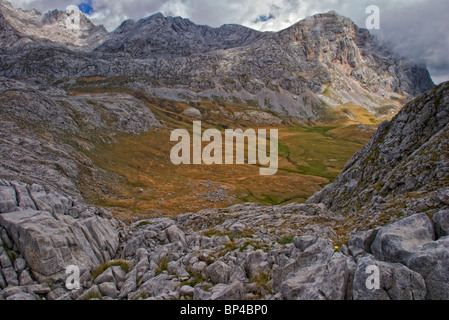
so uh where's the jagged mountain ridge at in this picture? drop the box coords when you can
[0,0,108,50]
[1,1,449,301]
[97,12,265,57]
[0,2,435,123]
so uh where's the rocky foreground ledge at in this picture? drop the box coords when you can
[1,178,449,300]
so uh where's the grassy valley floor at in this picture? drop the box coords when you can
[83,124,371,223]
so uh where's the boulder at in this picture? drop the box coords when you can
[371,213,435,265]
[78,285,102,300]
[94,267,115,285]
[210,281,245,300]
[0,209,120,284]
[136,274,178,298]
[348,228,380,257]
[119,268,137,299]
[371,213,449,299]
[273,236,334,292]
[352,255,426,300]
[180,285,195,296]
[407,237,449,300]
[244,250,269,279]
[432,210,449,239]
[98,282,119,299]
[6,292,38,300]
[0,185,17,213]
[280,253,353,300]
[165,225,187,247]
[205,261,232,284]
[182,108,202,119]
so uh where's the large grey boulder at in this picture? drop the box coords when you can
[0,209,120,285]
[210,281,245,300]
[272,236,335,292]
[348,228,380,257]
[370,213,449,299]
[432,210,449,239]
[371,213,435,265]
[98,282,119,299]
[133,274,178,299]
[280,253,353,300]
[244,250,270,279]
[0,185,17,213]
[205,261,233,284]
[119,268,137,299]
[182,108,202,119]
[272,236,354,300]
[407,237,449,300]
[165,225,187,247]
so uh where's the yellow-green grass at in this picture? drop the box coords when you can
[82,123,365,222]
[66,89,379,221]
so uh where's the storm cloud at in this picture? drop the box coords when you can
[7,0,449,84]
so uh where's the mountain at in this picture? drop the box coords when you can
[308,81,449,229]
[0,2,435,123]
[97,13,264,56]
[0,0,108,50]
[92,11,435,121]
[0,1,448,301]
[0,82,448,300]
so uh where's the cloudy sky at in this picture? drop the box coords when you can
[8,0,449,84]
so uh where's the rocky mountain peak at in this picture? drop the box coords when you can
[97,11,264,57]
[0,0,108,50]
[0,3,435,123]
[0,2,448,301]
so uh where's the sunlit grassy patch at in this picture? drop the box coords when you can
[72,93,374,221]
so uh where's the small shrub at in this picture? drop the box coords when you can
[136,221,151,227]
[181,272,204,288]
[250,272,273,295]
[3,244,17,264]
[80,290,102,301]
[154,256,168,275]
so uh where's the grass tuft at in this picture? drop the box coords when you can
[92,259,131,279]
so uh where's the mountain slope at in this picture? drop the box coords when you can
[0,0,108,50]
[0,77,161,199]
[0,3,435,123]
[91,12,435,121]
[97,12,264,57]
[308,81,449,229]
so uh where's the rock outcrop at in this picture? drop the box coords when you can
[0,179,122,298]
[1,179,448,300]
[0,77,161,199]
[308,82,449,229]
